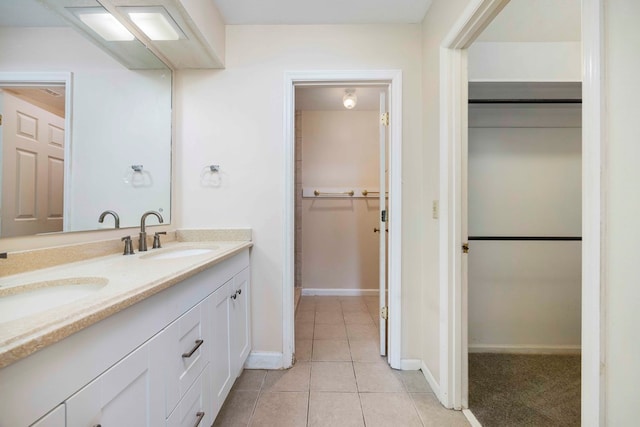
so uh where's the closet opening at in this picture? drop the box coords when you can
[465,81,582,426]
[292,84,390,363]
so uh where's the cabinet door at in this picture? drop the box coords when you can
[209,280,233,420]
[165,300,210,416]
[231,267,251,377]
[66,332,164,427]
[30,404,65,427]
[166,364,212,427]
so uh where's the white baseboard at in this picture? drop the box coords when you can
[468,344,581,355]
[244,352,284,370]
[420,360,440,396]
[301,288,380,297]
[462,409,483,427]
[400,359,422,370]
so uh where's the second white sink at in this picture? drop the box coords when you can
[140,247,218,260]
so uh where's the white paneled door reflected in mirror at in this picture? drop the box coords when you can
[0,0,172,238]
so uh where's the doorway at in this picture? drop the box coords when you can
[0,72,71,238]
[283,70,403,370]
[438,0,604,423]
[294,84,388,362]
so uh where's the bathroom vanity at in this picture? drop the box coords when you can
[0,236,251,427]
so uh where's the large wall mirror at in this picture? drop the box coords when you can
[0,0,172,238]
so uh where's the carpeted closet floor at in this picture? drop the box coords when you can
[468,353,581,427]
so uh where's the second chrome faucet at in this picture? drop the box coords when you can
[139,210,164,251]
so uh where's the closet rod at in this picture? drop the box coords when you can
[468,236,582,241]
[469,99,582,104]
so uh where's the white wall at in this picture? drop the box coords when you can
[420,0,474,389]
[301,110,379,292]
[0,27,171,232]
[175,24,423,358]
[604,0,640,423]
[467,107,582,351]
[468,42,581,81]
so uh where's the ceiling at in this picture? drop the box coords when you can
[1,0,434,27]
[2,0,580,44]
[1,87,66,117]
[212,0,434,25]
[296,86,383,111]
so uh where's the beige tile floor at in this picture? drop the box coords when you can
[213,296,470,427]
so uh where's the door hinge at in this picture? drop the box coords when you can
[380,112,389,126]
[381,210,387,222]
[462,242,469,254]
[381,306,388,320]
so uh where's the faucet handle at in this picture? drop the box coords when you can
[153,232,167,249]
[121,236,134,255]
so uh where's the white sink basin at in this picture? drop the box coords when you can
[140,247,218,260]
[0,277,108,323]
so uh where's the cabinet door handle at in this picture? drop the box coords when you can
[182,339,204,358]
[193,411,205,427]
[237,289,242,296]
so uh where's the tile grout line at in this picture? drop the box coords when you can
[408,390,427,427]
[244,371,266,427]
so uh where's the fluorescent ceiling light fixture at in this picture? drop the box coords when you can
[125,7,183,41]
[343,89,357,109]
[75,9,135,41]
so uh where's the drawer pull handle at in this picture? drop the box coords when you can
[193,411,205,427]
[182,339,204,358]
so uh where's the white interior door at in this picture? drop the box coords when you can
[379,90,388,356]
[1,91,64,237]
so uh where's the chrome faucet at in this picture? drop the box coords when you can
[98,210,120,229]
[139,210,164,251]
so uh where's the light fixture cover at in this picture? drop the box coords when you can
[75,9,135,41]
[343,89,357,109]
[125,7,183,41]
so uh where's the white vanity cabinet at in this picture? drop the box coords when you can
[166,365,212,427]
[231,267,251,378]
[209,267,252,420]
[0,248,251,427]
[66,332,165,427]
[165,300,211,417]
[31,405,65,427]
[210,279,234,419]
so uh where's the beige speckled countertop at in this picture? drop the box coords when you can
[0,234,252,369]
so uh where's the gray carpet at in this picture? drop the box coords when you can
[469,353,581,427]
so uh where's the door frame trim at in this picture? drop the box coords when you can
[438,0,605,423]
[283,70,403,369]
